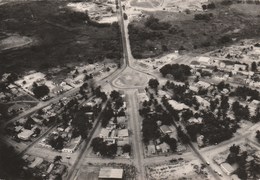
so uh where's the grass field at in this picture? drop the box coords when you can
[128,2,260,59]
[0,1,122,75]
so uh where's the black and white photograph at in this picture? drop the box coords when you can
[0,0,260,179]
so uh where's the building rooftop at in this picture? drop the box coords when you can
[168,100,189,111]
[160,125,172,134]
[100,128,110,138]
[117,129,129,137]
[99,168,123,179]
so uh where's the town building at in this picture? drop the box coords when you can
[98,168,124,179]
[18,129,34,140]
[168,100,189,111]
[220,163,236,176]
[160,125,172,135]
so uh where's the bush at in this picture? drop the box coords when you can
[194,13,213,21]
[145,16,171,30]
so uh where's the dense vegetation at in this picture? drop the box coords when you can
[128,2,260,58]
[0,142,25,179]
[160,64,191,81]
[0,1,122,75]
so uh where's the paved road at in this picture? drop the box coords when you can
[67,100,109,180]
[125,90,146,180]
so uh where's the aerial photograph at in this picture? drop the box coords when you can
[0,0,259,179]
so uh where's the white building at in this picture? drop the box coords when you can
[168,100,189,111]
[220,163,236,176]
[234,64,247,71]
[17,129,34,141]
[197,81,211,89]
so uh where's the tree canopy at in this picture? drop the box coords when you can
[32,84,50,98]
[160,64,191,81]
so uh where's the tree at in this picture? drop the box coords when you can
[122,144,131,154]
[91,137,104,153]
[207,3,216,9]
[251,61,257,71]
[123,13,128,20]
[148,79,159,89]
[181,110,193,121]
[217,81,229,91]
[202,4,207,10]
[54,156,62,164]
[106,143,117,157]
[49,136,64,150]
[160,64,191,81]
[256,130,260,143]
[32,84,50,98]
[110,90,120,100]
[71,111,91,138]
[229,144,240,155]
[163,135,177,151]
[220,95,229,112]
[219,35,232,44]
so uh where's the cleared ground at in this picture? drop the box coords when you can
[0,1,122,75]
[128,2,260,59]
[130,0,163,8]
[113,68,149,88]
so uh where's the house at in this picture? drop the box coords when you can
[190,61,201,68]
[31,117,43,125]
[99,128,110,138]
[249,100,260,116]
[234,64,247,71]
[189,85,199,93]
[47,163,55,174]
[196,81,211,89]
[159,142,170,153]
[220,163,236,175]
[195,96,210,108]
[117,116,126,124]
[197,135,204,147]
[18,129,34,140]
[15,126,23,133]
[98,168,124,179]
[62,136,82,153]
[188,117,203,125]
[160,125,172,135]
[117,129,128,138]
[53,164,66,175]
[254,151,260,163]
[52,86,64,94]
[158,90,171,98]
[197,56,210,64]
[147,144,156,155]
[28,157,43,168]
[168,100,189,111]
[117,138,129,147]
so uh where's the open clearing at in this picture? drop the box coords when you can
[113,68,149,88]
[130,0,163,8]
[0,1,122,75]
[0,34,34,51]
[147,158,211,180]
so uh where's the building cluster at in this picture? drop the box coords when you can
[214,144,260,179]
[5,103,59,143]
[22,154,67,180]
